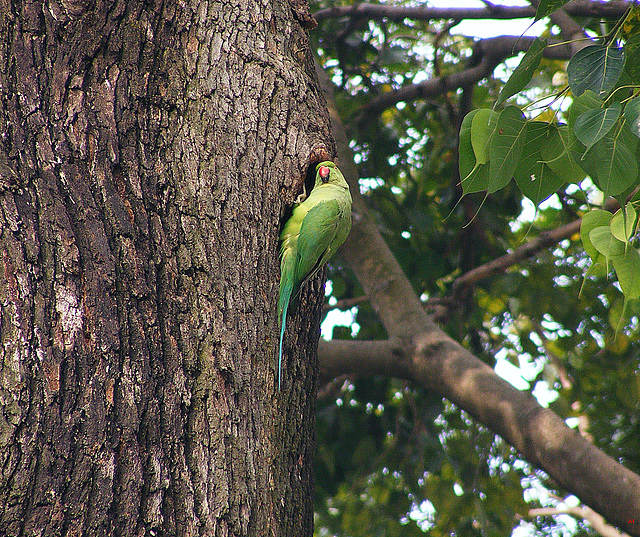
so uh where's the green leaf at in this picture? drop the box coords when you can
[379,45,410,66]
[489,106,527,193]
[589,226,626,259]
[567,90,603,123]
[541,125,586,185]
[513,122,563,204]
[535,0,570,20]
[612,248,640,299]
[570,96,639,196]
[470,109,498,165]
[459,110,491,194]
[566,90,602,173]
[623,95,640,138]
[585,260,608,279]
[610,204,638,242]
[632,180,640,204]
[497,38,547,106]
[581,209,612,261]
[567,45,625,97]
[458,111,477,178]
[592,124,639,197]
[461,163,490,195]
[574,102,621,152]
[623,33,640,84]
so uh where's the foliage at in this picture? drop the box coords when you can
[459,16,640,302]
[311,1,640,536]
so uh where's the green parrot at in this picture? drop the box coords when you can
[278,161,352,389]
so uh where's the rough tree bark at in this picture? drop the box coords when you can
[0,0,329,535]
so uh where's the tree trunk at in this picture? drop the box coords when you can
[0,0,330,535]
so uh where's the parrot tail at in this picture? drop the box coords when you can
[278,279,294,391]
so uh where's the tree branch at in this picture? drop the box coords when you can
[354,36,572,122]
[452,198,619,294]
[528,0,591,55]
[314,1,630,24]
[319,339,403,382]
[316,61,640,537]
[453,218,581,292]
[529,504,632,537]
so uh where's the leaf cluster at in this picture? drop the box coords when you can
[459,24,640,301]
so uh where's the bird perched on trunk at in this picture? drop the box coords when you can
[278,161,352,390]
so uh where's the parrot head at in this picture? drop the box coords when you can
[315,161,339,186]
[318,165,331,182]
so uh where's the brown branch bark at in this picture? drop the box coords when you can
[314,1,631,23]
[316,62,640,537]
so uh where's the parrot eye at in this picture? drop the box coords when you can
[319,166,330,182]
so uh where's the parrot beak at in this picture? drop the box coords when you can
[319,166,330,182]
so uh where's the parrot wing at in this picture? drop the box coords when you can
[295,198,343,287]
